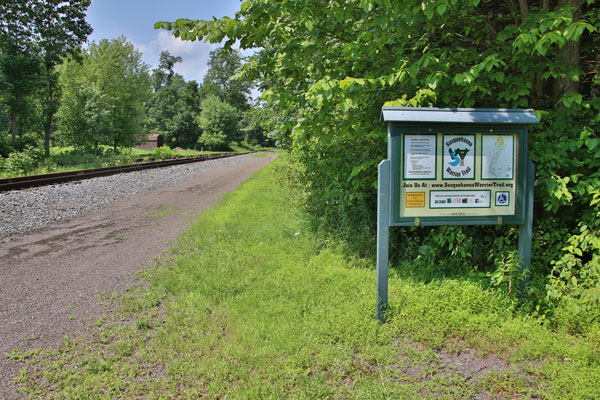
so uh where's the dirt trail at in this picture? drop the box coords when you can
[0,153,276,397]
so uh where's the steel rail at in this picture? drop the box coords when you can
[0,152,243,192]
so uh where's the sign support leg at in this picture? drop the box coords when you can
[377,160,391,322]
[518,160,535,296]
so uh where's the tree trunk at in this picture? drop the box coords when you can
[553,0,582,101]
[554,39,580,99]
[532,0,553,107]
[533,70,544,108]
[519,0,545,107]
[10,110,17,146]
[18,115,23,140]
[44,69,53,157]
[518,0,529,19]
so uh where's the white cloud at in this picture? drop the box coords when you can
[134,30,219,83]
[131,31,261,98]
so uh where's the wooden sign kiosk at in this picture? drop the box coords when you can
[377,107,538,322]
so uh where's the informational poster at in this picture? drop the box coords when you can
[443,135,475,179]
[430,191,491,208]
[482,135,514,179]
[404,135,436,179]
[406,192,426,208]
[399,132,518,218]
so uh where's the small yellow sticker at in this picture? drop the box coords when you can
[406,192,425,208]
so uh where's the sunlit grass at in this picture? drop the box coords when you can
[12,155,600,399]
[0,145,247,179]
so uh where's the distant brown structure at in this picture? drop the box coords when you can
[135,134,164,150]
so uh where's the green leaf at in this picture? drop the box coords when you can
[361,1,374,13]
[339,78,353,91]
[436,3,447,15]
[534,110,546,122]
[560,93,583,107]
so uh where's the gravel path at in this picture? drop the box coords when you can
[0,152,277,398]
[1,154,259,239]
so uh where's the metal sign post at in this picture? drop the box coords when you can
[376,159,391,322]
[377,108,538,322]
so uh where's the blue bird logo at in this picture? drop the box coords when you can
[449,148,461,166]
[448,148,470,167]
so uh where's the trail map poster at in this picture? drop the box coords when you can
[399,132,518,218]
[482,135,514,179]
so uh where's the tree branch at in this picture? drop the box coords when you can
[503,0,519,12]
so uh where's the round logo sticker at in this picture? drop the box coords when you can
[496,192,508,205]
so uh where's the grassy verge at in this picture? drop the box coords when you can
[9,155,600,399]
[0,146,250,179]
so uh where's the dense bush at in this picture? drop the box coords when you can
[11,135,39,153]
[2,145,45,175]
[0,135,13,158]
[153,146,173,160]
[137,0,600,330]
[0,134,41,157]
[197,95,239,151]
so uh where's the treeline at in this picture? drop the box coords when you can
[0,0,92,156]
[1,1,274,174]
[56,43,270,151]
[158,0,600,331]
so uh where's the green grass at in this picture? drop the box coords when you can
[150,204,182,220]
[10,155,600,399]
[0,145,245,179]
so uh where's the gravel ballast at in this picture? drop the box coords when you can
[0,154,258,238]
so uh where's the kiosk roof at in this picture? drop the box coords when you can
[381,107,538,125]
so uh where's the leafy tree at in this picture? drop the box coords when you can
[202,47,251,112]
[145,75,202,147]
[240,100,276,147]
[145,54,202,148]
[32,0,93,156]
[0,1,35,48]
[55,77,110,148]
[0,1,43,145]
[0,106,8,138]
[145,76,180,145]
[152,50,182,91]
[183,80,202,115]
[197,95,238,150]
[0,53,42,145]
[159,0,600,329]
[56,37,151,150]
[0,0,92,154]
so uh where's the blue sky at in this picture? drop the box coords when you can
[86,0,247,84]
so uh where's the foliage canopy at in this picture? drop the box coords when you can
[56,37,151,150]
[197,95,239,151]
[158,0,600,330]
[0,0,93,155]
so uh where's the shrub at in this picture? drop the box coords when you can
[197,95,238,151]
[198,131,228,151]
[12,135,40,153]
[4,146,45,175]
[0,135,14,158]
[153,146,173,160]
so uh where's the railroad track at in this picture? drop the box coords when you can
[0,152,244,192]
